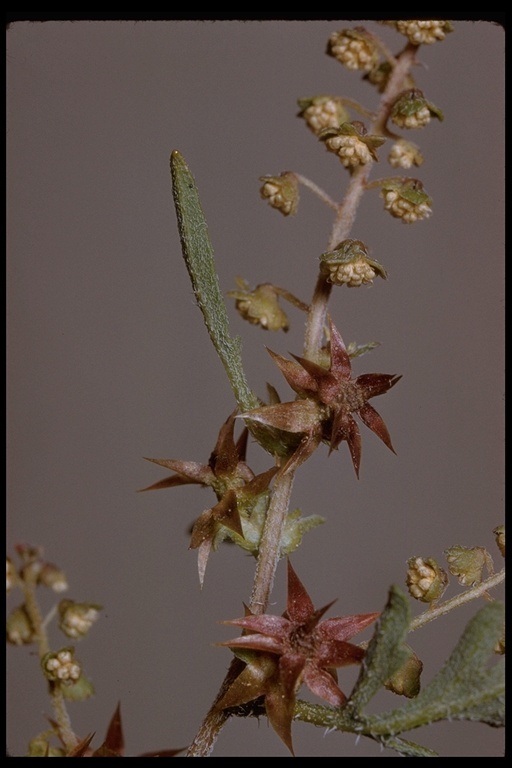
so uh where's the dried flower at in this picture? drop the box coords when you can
[493,525,505,558]
[320,239,387,287]
[390,89,443,130]
[393,20,454,46]
[444,545,493,587]
[242,317,401,478]
[406,556,448,603]
[320,121,385,169]
[380,177,432,223]
[38,562,69,592]
[6,604,36,645]
[385,643,423,698]
[388,139,424,169]
[327,27,379,72]
[297,95,349,135]
[259,172,299,216]
[58,599,102,639]
[6,556,17,593]
[216,560,378,753]
[227,278,289,331]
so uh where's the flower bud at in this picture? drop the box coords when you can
[38,562,68,592]
[406,556,448,603]
[6,556,17,593]
[380,178,432,223]
[444,545,492,587]
[58,599,102,639]
[388,139,424,169]
[6,604,36,645]
[42,647,82,684]
[320,239,387,287]
[297,95,349,135]
[319,121,385,169]
[327,27,379,72]
[493,525,505,558]
[391,89,443,130]
[227,279,289,331]
[385,643,423,697]
[259,172,299,216]
[393,20,454,46]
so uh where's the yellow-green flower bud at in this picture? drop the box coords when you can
[227,278,289,332]
[58,599,102,639]
[327,27,379,72]
[42,647,81,684]
[444,545,492,587]
[388,139,424,169]
[6,604,36,645]
[297,95,349,135]
[259,171,299,216]
[391,89,443,130]
[380,178,432,223]
[38,562,68,592]
[320,121,385,169]
[493,525,505,557]
[394,20,454,46]
[406,556,448,603]
[385,643,423,698]
[6,556,17,593]
[320,239,387,287]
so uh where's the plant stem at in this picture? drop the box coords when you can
[303,42,418,363]
[21,565,79,752]
[248,467,296,614]
[185,468,295,756]
[409,568,505,632]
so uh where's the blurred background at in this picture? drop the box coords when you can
[6,19,504,756]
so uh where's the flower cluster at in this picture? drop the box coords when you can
[320,239,387,287]
[42,648,81,684]
[388,139,424,169]
[406,556,448,603]
[227,278,289,332]
[58,600,102,639]
[297,95,349,135]
[327,27,379,71]
[393,20,454,46]
[319,121,385,169]
[380,178,432,223]
[259,172,299,216]
[391,89,443,130]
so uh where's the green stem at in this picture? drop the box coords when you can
[409,568,505,632]
[21,564,79,752]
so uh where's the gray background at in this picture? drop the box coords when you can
[6,20,504,757]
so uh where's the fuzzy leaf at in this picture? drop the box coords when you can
[346,585,410,716]
[363,600,505,736]
[170,151,258,414]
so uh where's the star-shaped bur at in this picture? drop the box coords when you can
[241,317,401,477]
[215,560,378,754]
[140,411,277,585]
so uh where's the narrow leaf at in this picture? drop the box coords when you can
[170,151,258,413]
